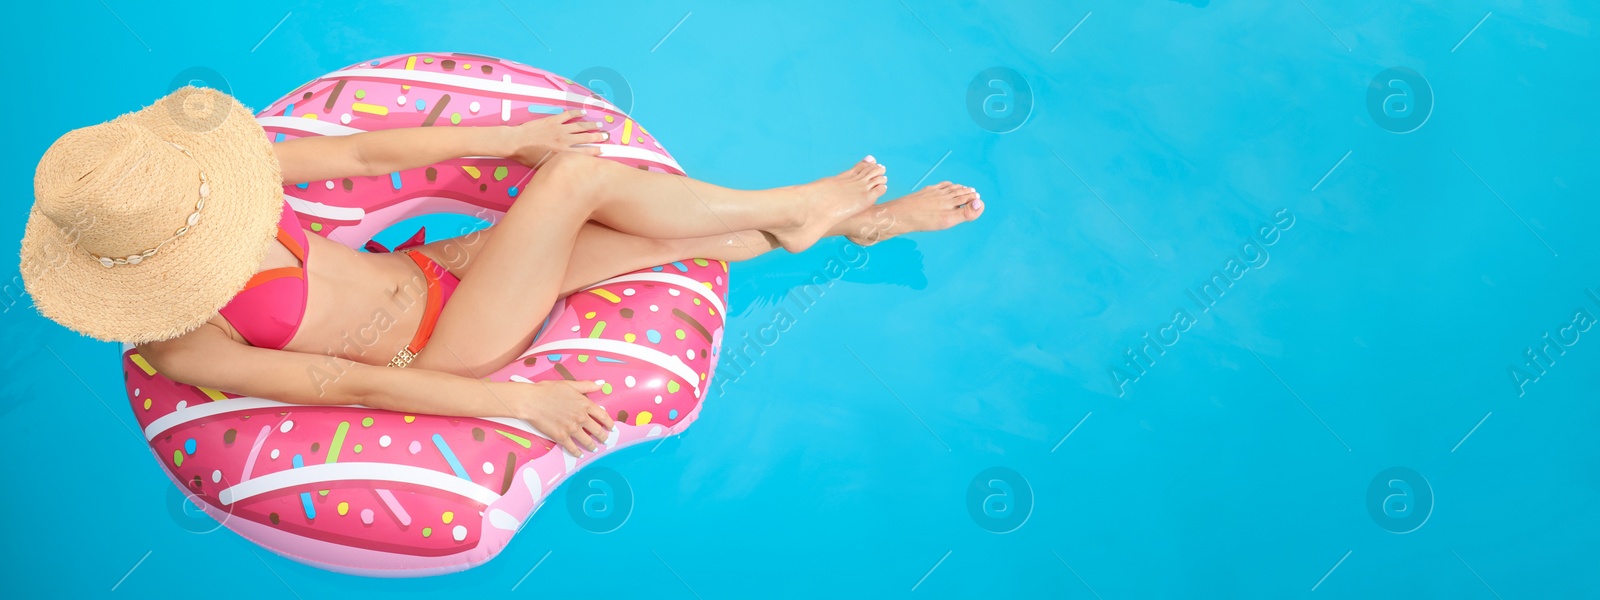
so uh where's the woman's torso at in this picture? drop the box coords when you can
[208,215,435,365]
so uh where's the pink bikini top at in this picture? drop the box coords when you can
[217,202,309,350]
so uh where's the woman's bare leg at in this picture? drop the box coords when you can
[541,153,886,252]
[418,181,985,313]
[410,153,884,376]
[419,222,772,298]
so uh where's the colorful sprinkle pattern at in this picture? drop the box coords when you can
[120,54,723,577]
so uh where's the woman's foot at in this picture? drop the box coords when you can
[771,157,888,252]
[838,182,983,246]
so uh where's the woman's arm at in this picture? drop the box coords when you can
[273,109,605,184]
[138,325,615,455]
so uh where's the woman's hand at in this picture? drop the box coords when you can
[501,109,607,167]
[504,380,615,456]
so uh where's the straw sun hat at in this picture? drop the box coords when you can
[20,87,284,343]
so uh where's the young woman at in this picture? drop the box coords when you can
[21,88,982,457]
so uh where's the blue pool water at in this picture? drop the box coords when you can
[4,1,1598,597]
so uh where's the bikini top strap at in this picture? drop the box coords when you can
[274,202,308,263]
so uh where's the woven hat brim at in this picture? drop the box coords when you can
[19,88,284,344]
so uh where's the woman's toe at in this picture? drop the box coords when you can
[965,197,985,220]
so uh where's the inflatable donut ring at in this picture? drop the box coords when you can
[120,53,727,576]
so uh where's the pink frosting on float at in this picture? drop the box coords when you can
[123,53,724,577]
